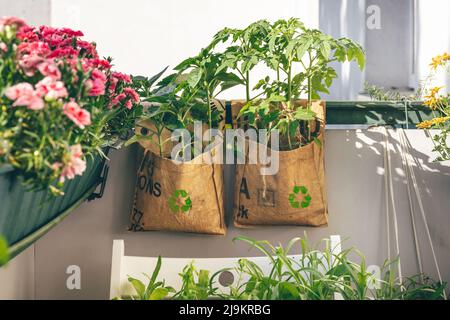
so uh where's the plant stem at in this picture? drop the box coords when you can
[157,126,163,157]
[245,70,250,102]
[206,90,212,138]
[276,68,280,94]
[307,76,312,107]
[287,122,292,150]
[287,64,292,104]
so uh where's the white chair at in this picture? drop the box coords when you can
[109,235,342,299]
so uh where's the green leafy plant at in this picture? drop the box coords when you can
[122,256,175,300]
[119,235,446,300]
[173,262,218,300]
[220,236,446,300]
[213,20,271,101]
[130,18,365,154]
[230,18,365,150]
[129,41,244,158]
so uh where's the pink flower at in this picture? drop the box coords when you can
[5,83,44,110]
[18,55,45,76]
[124,99,133,109]
[0,16,26,32]
[48,47,78,59]
[17,41,50,57]
[108,77,118,93]
[123,87,140,103]
[37,60,61,79]
[59,144,86,183]
[59,28,84,38]
[86,69,107,96]
[36,76,68,99]
[112,72,132,83]
[17,26,39,41]
[109,93,126,108]
[5,83,34,100]
[14,91,44,110]
[0,42,7,52]
[91,58,111,70]
[63,101,91,128]
[77,40,98,59]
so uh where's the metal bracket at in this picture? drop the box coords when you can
[87,162,109,201]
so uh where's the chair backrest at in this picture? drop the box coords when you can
[109,235,342,299]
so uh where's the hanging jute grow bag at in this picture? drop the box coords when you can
[233,100,328,227]
[130,145,226,235]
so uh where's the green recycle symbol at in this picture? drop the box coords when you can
[168,189,192,214]
[288,185,311,209]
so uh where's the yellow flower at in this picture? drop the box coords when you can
[417,116,450,129]
[424,86,444,109]
[429,86,444,96]
[430,53,450,70]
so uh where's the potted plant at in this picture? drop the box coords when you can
[211,18,365,227]
[0,16,140,256]
[128,42,242,234]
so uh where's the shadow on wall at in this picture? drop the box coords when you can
[347,127,450,287]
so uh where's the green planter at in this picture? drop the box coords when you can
[0,152,108,259]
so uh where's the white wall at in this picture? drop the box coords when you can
[0,0,50,26]
[415,0,450,91]
[51,0,319,100]
[0,248,35,299]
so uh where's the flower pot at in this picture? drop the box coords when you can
[233,100,328,227]
[130,147,226,235]
[0,153,107,257]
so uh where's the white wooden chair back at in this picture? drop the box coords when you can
[109,235,342,299]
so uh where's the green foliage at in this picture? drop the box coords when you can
[173,262,218,300]
[0,236,9,267]
[130,18,366,154]
[223,236,446,300]
[130,45,242,158]
[431,126,450,161]
[122,256,175,300]
[364,82,421,102]
[227,18,365,150]
[118,236,446,300]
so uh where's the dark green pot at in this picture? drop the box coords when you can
[0,153,107,258]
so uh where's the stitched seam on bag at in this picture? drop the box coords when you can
[210,164,223,231]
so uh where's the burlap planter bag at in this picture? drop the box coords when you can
[233,100,328,227]
[131,146,226,234]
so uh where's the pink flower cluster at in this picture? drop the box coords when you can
[5,76,68,110]
[108,72,140,109]
[63,101,91,129]
[53,144,86,183]
[2,17,140,110]
[1,16,141,184]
